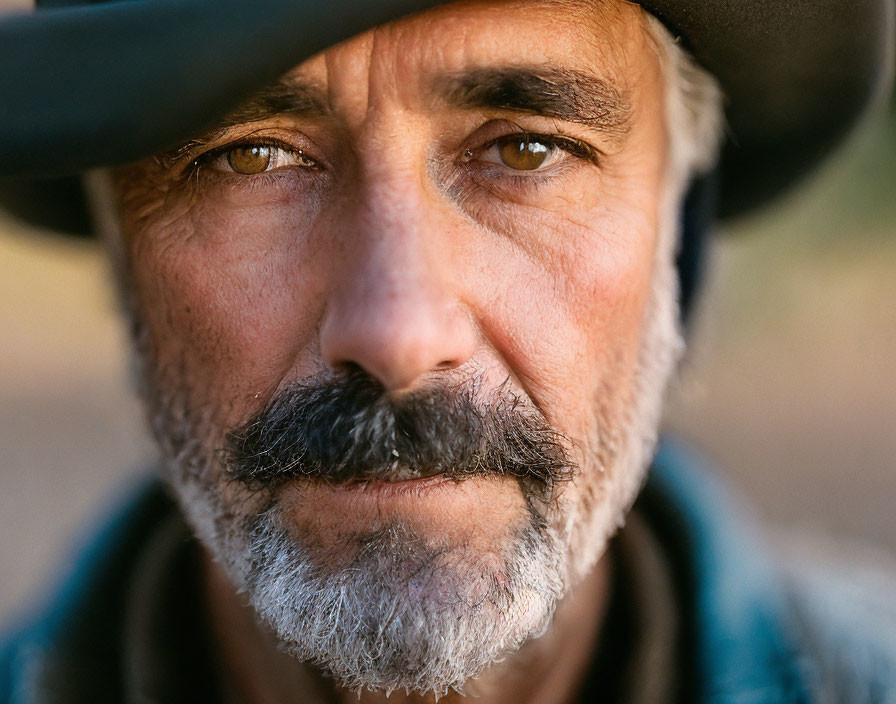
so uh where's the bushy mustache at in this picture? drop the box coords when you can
[223,371,573,492]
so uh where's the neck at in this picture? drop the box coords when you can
[203,553,611,704]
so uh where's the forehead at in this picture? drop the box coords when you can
[271,0,652,112]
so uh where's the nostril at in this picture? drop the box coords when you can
[331,360,367,379]
[319,284,478,392]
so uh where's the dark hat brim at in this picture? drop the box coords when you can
[0,0,892,235]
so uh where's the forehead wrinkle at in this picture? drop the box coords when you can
[439,66,632,136]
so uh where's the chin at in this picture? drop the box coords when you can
[237,485,566,694]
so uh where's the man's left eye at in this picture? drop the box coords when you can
[478,134,586,172]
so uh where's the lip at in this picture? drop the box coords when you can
[276,474,520,536]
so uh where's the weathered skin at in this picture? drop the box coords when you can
[110,1,669,702]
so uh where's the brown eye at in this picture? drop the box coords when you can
[226,146,272,174]
[498,137,551,170]
[206,143,318,175]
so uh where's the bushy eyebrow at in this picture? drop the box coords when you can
[218,79,330,127]
[154,79,329,166]
[223,67,632,130]
[157,66,631,166]
[440,67,632,135]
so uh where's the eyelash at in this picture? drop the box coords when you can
[481,132,599,164]
[186,137,317,179]
[455,131,599,198]
[182,130,598,191]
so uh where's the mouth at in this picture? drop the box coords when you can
[276,472,526,547]
[345,459,461,483]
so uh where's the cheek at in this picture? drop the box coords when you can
[122,190,328,421]
[463,189,659,435]
[561,200,658,361]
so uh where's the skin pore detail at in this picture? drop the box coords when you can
[95,1,705,702]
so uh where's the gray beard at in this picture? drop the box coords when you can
[134,272,680,697]
[129,197,683,696]
[131,247,681,697]
[236,502,565,694]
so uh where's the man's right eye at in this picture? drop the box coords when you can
[198,142,318,175]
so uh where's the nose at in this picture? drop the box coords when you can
[318,182,477,393]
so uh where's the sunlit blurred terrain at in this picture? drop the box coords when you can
[1,103,894,623]
[667,100,896,550]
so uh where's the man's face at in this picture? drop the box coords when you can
[110,0,676,693]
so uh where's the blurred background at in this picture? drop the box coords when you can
[1,96,895,625]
